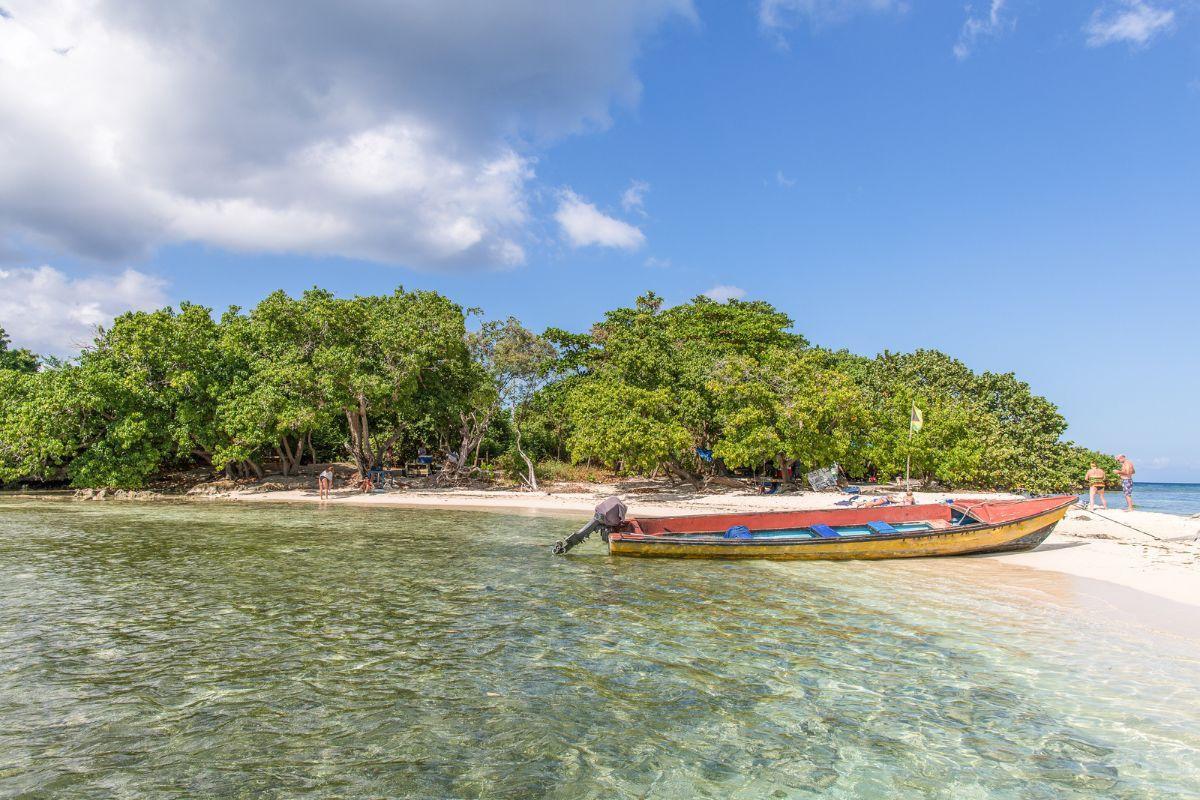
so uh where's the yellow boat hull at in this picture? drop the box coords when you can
[607,502,1070,560]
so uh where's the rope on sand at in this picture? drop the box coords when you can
[1079,507,1164,542]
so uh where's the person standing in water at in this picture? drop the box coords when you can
[318,466,334,500]
[1114,455,1135,511]
[1085,462,1108,511]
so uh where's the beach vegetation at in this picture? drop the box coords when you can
[0,288,1109,493]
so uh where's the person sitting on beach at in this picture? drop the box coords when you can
[1086,462,1108,511]
[317,466,334,500]
[902,491,915,506]
[1114,455,1135,511]
[358,472,374,493]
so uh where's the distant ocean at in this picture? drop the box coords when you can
[1077,482,1200,517]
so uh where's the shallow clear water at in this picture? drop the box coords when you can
[1077,482,1200,516]
[2,499,1199,799]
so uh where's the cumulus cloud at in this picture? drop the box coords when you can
[0,0,693,269]
[1085,1,1174,47]
[759,0,905,33]
[0,265,167,354]
[555,190,646,250]
[621,180,650,215]
[954,0,1013,60]
[703,284,747,302]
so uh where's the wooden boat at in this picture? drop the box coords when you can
[595,495,1076,560]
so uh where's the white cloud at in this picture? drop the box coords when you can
[644,256,672,268]
[1085,1,1174,47]
[0,0,693,269]
[621,179,650,215]
[0,265,167,354]
[555,190,646,250]
[775,170,797,188]
[703,284,747,303]
[759,0,905,33]
[954,0,1013,60]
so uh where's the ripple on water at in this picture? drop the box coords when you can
[0,498,1199,799]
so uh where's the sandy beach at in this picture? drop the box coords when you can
[194,480,1200,610]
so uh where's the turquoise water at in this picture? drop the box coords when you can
[1077,481,1200,516]
[2,499,1199,798]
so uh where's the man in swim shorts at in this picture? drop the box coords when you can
[1114,455,1135,511]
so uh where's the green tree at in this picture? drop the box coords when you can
[76,303,235,483]
[266,288,475,476]
[0,326,39,373]
[707,348,871,476]
[558,293,808,486]
[496,320,556,489]
[215,293,332,476]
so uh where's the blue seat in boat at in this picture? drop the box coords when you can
[867,520,898,535]
[723,525,753,539]
[810,524,840,539]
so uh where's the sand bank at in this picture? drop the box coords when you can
[215,482,1200,608]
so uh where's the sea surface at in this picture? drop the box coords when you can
[1076,481,1200,516]
[2,499,1199,799]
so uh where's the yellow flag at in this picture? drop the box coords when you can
[910,404,924,434]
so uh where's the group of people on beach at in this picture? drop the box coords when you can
[314,445,437,500]
[315,466,374,499]
[1086,455,1136,512]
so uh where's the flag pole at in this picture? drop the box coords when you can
[905,402,913,491]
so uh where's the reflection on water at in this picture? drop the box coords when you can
[1,499,1198,799]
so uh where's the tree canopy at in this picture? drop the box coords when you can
[0,288,1108,493]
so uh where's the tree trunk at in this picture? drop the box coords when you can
[246,459,263,479]
[279,438,298,474]
[305,432,315,466]
[666,460,703,490]
[344,409,367,476]
[357,394,374,470]
[514,425,538,491]
[294,434,305,467]
[275,444,289,476]
[472,430,485,470]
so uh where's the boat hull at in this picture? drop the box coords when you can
[606,498,1072,560]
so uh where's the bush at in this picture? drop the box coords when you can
[535,459,615,484]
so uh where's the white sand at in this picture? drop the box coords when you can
[215,480,1200,608]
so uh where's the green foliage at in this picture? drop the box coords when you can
[0,289,1108,493]
[532,459,614,484]
[565,383,693,472]
[0,369,82,483]
[0,326,39,374]
[707,349,871,473]
[558,293,806,478]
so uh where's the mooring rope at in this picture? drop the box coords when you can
[1081,506,1165,542]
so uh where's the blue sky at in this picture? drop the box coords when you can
[1,0,1197,480]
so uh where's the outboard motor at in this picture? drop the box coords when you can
[553,496,627,554]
